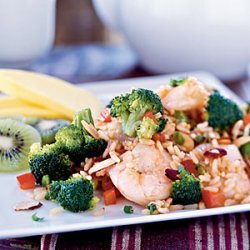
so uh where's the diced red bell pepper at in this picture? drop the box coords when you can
[152,133,166,142]
[181,159,197,177]
[103,188,117,205]
[202,189,225,208]
[16,172,36,190]
[101,176,114,191]
[144,111,158,124]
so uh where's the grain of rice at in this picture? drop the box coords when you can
[80,170,88,177]
[209,176,221,186]
[232,120,243,139]
[158,207,169,214]
[176,123,190,134]
[184,204,198,210]
[167,145,175,155]
[172,154,181,163]
[243,124,250,136]
[86,175,92,181]
[34,191,47,201]
[102,141,112,158]
[199,173,211,182]
[170,162,178,170]
[84,158,94,171]
[197,122,209,130]
[204,186,219,192]
[33,187,46,196]
[189,151,199,164]
[156,140,164,154]
[211,159,219,176]
[234,193,244,200]
[223,182,235,193]
[139,138,155,145]
[49,207,64,216]
[224,199,237,206]
[224,190,235,198]
[173,145,184,159]
[169,205,184,211]
[198,202,206,209]
[93,207,105,217]
[155,112,162,119]
[208,131,217,139]
[241,195,250,204]
[211,139,219,147]
[96,169,108,177]
[142,209,150,215]
[98,130,109,141]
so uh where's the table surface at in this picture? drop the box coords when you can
[0,59,250,250]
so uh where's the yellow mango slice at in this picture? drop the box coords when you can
[0,70,102,119]
[0,96,36,108]
[0,106,69,119]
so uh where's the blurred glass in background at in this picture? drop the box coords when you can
[0,0,136,82]
[1,0,250,83]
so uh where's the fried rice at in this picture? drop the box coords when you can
[87,77,250,213]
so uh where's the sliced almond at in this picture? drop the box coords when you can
[88,158,116,175]
[14,200,42,211]
[109,151,120,163]
[81,120,99,139]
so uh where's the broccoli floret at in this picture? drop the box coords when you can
[29,144,71,184]
[171,166,201,205]
[137,117,158,139]
[206,92,243,131]
[55,109,107,162]
[110,88,166,138]
[76,109,107,158]
[83,132,107,158]
[46,176,97,212]
[55,124,85,162]
[137,116,167,139]
[240,141,250,160]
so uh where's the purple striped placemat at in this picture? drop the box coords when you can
[0,212,249,250]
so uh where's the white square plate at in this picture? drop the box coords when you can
[0,71,249,239]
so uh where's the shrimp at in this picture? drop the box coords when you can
[108,143,172,206]
[162,78,209,111]
[191,143,246,164]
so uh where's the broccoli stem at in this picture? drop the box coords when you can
[122,108,147,137]
[73,109,94,128]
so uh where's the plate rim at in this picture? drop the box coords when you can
[0,71,249,239]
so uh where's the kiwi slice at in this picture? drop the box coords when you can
[0,119,41,172]
[31,119,69,145]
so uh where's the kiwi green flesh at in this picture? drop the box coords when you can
[0,119,41,172]
[32,119,69,145]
